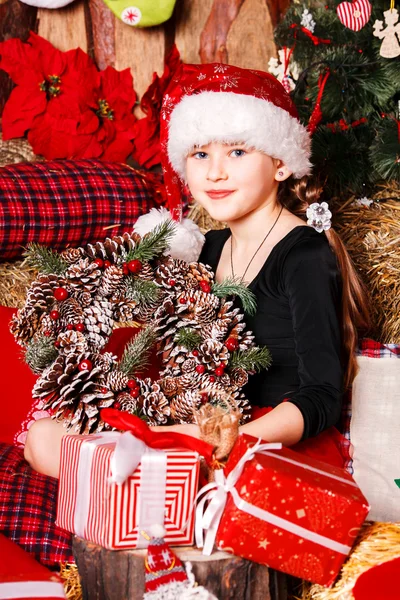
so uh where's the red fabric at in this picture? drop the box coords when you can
[353,557,400,600]
[159,63,299,220]
[251,404,349,470]
[0,306,37,445]
[0,159,165,260]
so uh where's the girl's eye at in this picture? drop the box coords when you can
[192,151,208,159]
[230,149,246,157]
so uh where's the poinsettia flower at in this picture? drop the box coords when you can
[132,45,181,168]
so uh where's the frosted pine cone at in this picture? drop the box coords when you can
[59,297,85,326]
[199,339,229,368]
[170,391,201,423]
[106,370,129,392]
[97,352,118,373]
[26,275,60,311]
[66,258,102,295]
[10,308,40,346]
[38,313,59,338]
[99,265,124,298]
[57,330,88,355]
[154,257,188,291]
[191,290,220,324]
[229,368,249,388]
[83,233,138,265]
[142,391,170,425]
[116,392,138,414]
[83,299,114,350]
[135,261,154,281]
[112,301,138,322]
[60,248,83,264]
[159,376,180,398]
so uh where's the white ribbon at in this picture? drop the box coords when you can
[0,581,66,599]
[73,431,168,544]
[195,438,352,556]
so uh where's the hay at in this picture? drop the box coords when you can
[0,135,43,167]
[301,521,400,600]
[59,563,82,600]
[0,259,37,308]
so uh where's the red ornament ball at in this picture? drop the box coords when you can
[44,331,51,337]
[78,359,93,372]
[169,279,176,287]
[214,367,224,377]
[200,392,209,404]
[192,349,199,357]
[50,310,60,321]
[94,258,104,269]
[127,259,143,273]
[54,287,69,301]
[54,341,61,348]
[67,324,74,331]
[104,260,112,269]
[75,323,85,333]
[225,337,239,351]
[127,379,138,389]
[196,364,206,374]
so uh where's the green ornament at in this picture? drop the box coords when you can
[104,0,177,27]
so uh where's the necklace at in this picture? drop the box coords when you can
[230,205,284,283]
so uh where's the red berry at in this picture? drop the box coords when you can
[100,387,108,394]
[50,310,60,321]
[75,323,85,333]
[209,375,216,383]
[122,263,129,276]
[79,359,93,372]
[169,279,176,287]
[94,258,104,268]
[196,364,206,374]
[127,379,138,389]
[127,259,143,273]
[44,331,51,337]
[104,260,111,269]
[130,388,140,399]
[54,341,61,348]
[215,367,224,377]
[200,392,209,404]
[114,402,121,410]
[225,337,238,351]
[67,324,74,331]
[189,297,195,303]
[179,297,186,304]
[199,280,211,293]
[192,349,199,357]
[54,287,69,301]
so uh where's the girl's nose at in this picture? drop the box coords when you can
[206,157,228,182]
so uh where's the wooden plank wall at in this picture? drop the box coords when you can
[0,0,290,114]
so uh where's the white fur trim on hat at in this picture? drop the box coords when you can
[168,91,312,179]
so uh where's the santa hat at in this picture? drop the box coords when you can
[134,62,311,261]
[143,525,218,599]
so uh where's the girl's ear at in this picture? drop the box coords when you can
[274,160,293,182]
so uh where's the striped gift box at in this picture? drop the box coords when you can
[56,434,199,549]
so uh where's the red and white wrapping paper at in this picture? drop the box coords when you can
[56,431,200,549]
[0,533,66,599]
[196,434,369,586]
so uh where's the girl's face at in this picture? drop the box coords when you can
[185,142,289,223]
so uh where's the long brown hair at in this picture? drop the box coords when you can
[278,177,371,390]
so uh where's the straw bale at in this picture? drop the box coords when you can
[0,135,43,167]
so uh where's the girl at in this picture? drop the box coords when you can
[24,63,369,476]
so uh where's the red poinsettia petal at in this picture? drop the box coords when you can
[77,110,100,135]
[28,31,67,76]
[1,85,47,139]
[99,66,136,110]
[64,48,99,111]
[100,137,133,162]
[0,37,44,86]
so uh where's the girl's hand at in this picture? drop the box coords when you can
[150,423,201,439]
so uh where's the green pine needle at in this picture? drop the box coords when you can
[125,277,161,305]
[125,220,177,263]
[119,325,157,377]
[229,346,272,373]
[24,243,68,275]
[212,278,257,316]
[24,336,58,374]
[174,328,202,350]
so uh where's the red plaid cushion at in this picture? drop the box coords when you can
[0,159,165,260]
[0,443,73,567]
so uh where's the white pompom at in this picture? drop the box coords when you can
[134,208,205,263]
[149,523,167,539]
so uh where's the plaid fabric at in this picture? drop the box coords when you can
[0,159,165,260]
[0,442,73,568]
[341,338,400,474]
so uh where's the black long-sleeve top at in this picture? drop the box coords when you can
[199,226,344,440]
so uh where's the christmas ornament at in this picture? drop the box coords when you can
[306,202,332,233]
[300,8,316,33]
[373,6,400,59]
[143,525,217,599]
[268,48,299,93]
[12,211,271,434]
[101,0,177,28]
[336,0,372,32]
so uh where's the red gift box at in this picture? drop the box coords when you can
[56,431,200,549]
[196,434,369,586]
[0,533,66,598]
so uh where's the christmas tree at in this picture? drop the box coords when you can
[271,0,400,200]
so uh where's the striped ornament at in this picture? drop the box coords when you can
[336,0,372,31]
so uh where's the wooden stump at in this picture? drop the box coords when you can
[73,536,287,600]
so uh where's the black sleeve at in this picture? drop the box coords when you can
[282,238,344,439]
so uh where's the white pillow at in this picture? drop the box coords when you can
[350,356,400,522]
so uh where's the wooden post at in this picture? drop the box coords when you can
[73,536,287,599]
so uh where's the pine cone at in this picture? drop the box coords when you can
[57,330,88,355]
[26,275,60,312]
[83,232,138,265]
[37,313,60,338]
[66,258,102,295]
[170,391,201,423]
[60,248,83,264]
[116,392,138,414]
[112,301,138,322]
[154,257,188,291]
[136,261,154,281]
[97,352,118,373]
[198,339,229,368]
[10,308,40,346]
[159,376,180,398]
[191,290,220,324]
[106,370,129,392]
[59,297,85,326]
[229,367,249,388]
[99,265,124,298]
[142,391,170,425]
[83,299,114,350]
[186,262,214,289]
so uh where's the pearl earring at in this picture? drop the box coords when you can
[278,170,284,177]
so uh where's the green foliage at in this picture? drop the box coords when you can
[119,326,157,376]
[24,243,68,275]
[369,120,400,181]
[125,220,176,263]
[125,277,161,305]
[173,327,202,350]
[229,347,272,373]
[24,336,58,374]
[212,278,257,316]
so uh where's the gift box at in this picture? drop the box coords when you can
[57,430,201,549]
[196,434,370,587]
[0,533,66,598]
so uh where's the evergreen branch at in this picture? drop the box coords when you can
[174,328,202,351]
[24,336,58,374]
[125,220,177,263]
[212,278,257,316]
[229,347,272,373]
[125,277,161,305]
[119,326,157,376]
[24,243,68,275]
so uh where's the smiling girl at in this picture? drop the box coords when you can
[24,63,370,476]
